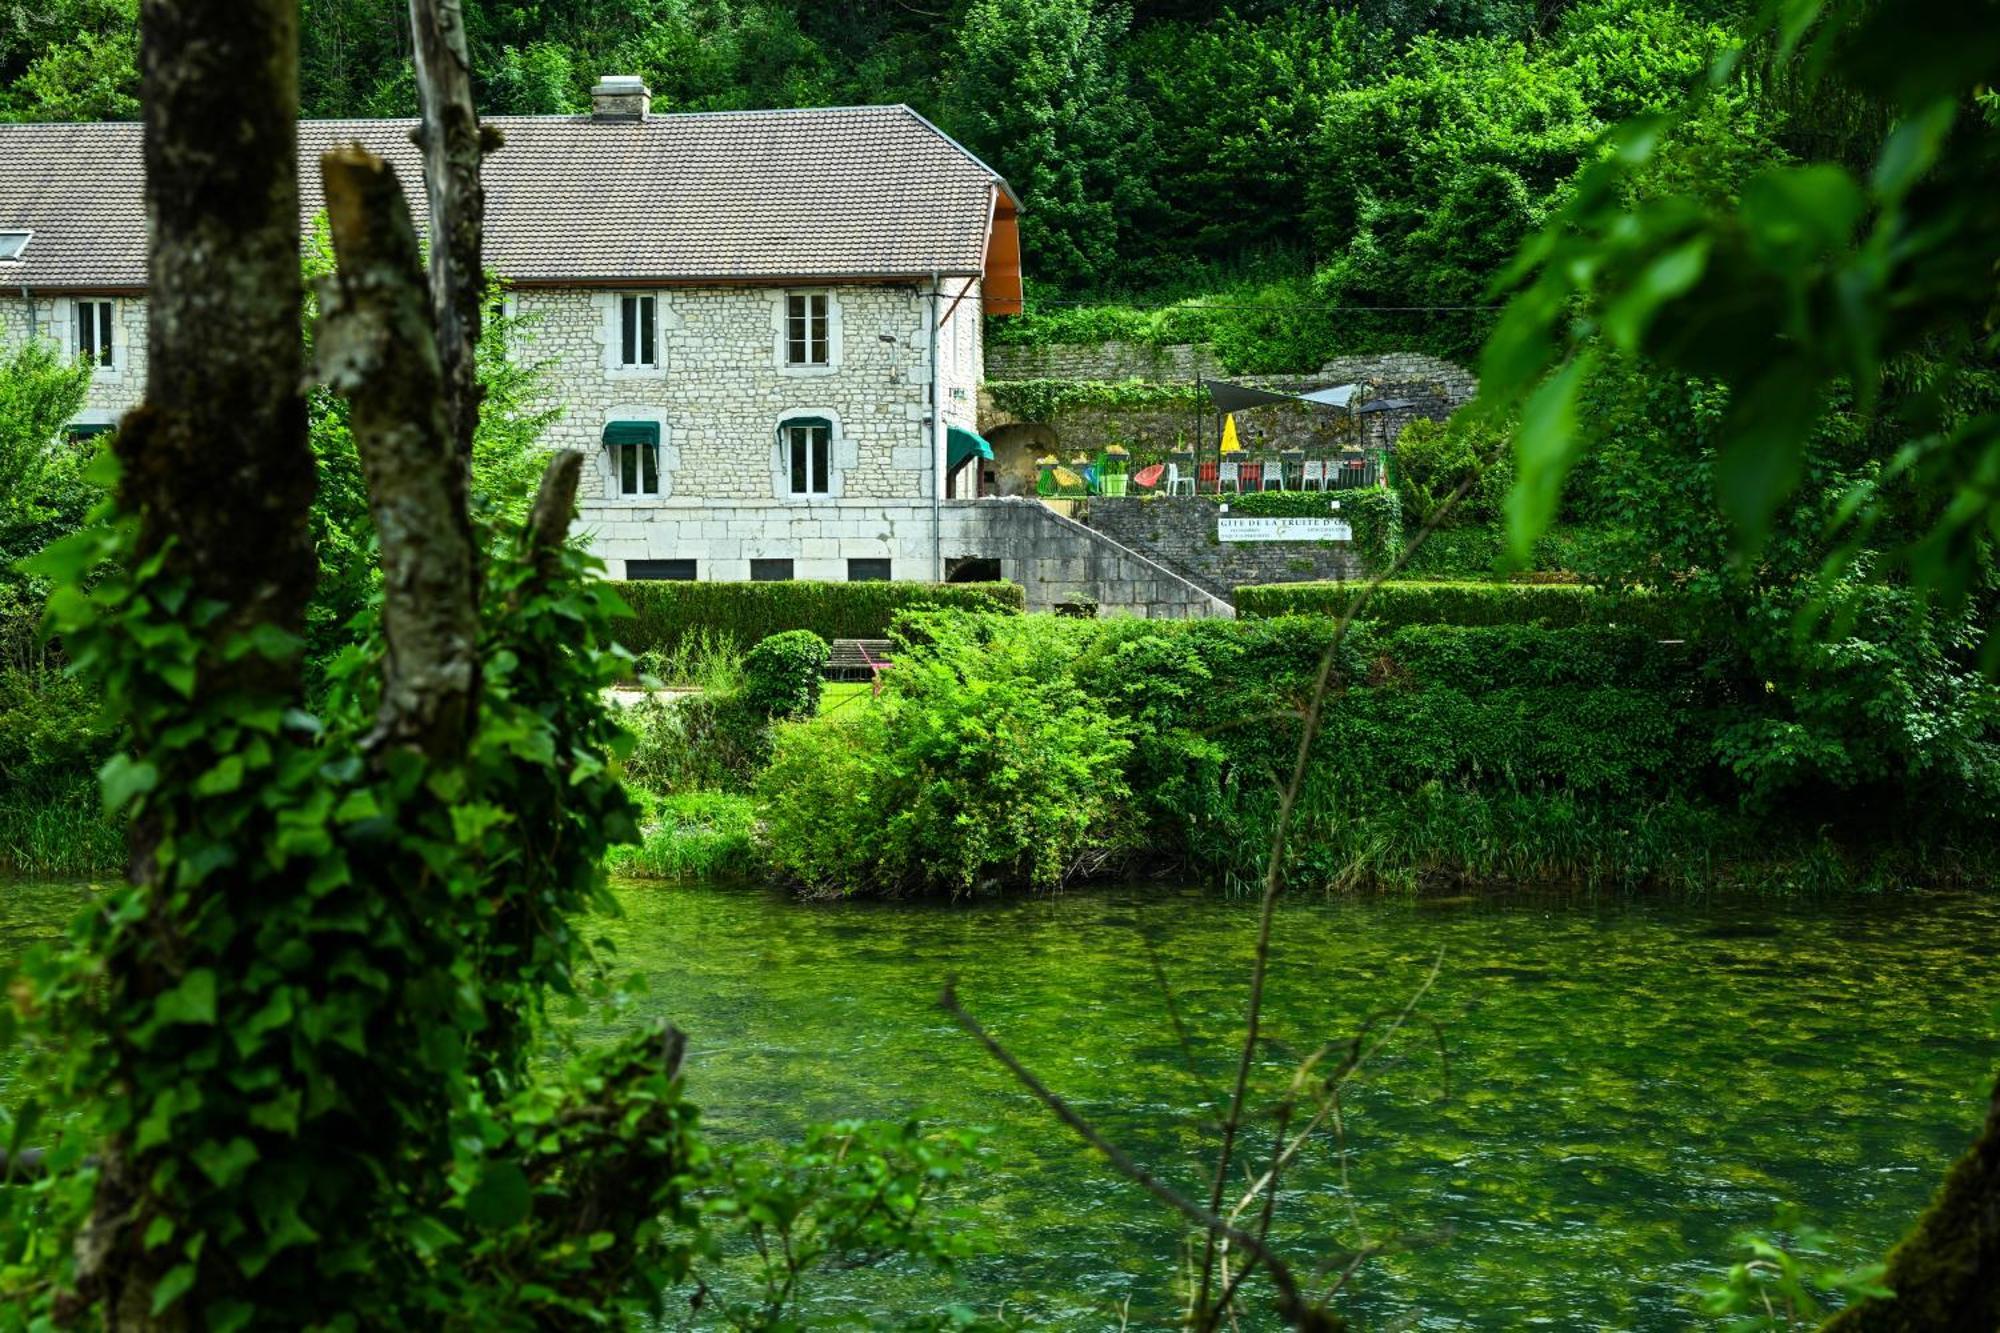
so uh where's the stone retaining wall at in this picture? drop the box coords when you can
[1083,496,1366,596]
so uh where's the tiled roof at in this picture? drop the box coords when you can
[0,105,1011,291]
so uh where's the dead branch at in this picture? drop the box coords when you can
[317,146,481,761]
[940,983,1343,1332]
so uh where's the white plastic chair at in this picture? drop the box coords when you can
[1261,459,1286,491]
[1218,459,1244,495]
[1299,460,1326,491]
[1166,463,1195,496]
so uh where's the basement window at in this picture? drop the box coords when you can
[750,558,794,582]
[627,558,695,581]
[0,232,28,261]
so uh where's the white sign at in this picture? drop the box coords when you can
[1217,516,1352,543]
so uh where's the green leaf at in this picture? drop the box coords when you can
[464,1160,533,1230]
[1716,360,1823,550]
[193,754,246,797]
[192,1136,260,1188]
[154,969,218,1026]
[1872,97,1957,201]
[99,753,158,814]
[1602,236,1710,353]
[1504,353,1596,563]
[1740,166,1864,267]
[150,1263,196,1316]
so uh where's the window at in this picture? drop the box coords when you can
[627,558,695,581]
[74,300,114,369]
[847,558,892,582]
[750,559,794,582]
[618,294,657,367]
[0,231,28,261]
[785,292,829,366]
[603,420,661,497]
[783,419,832,496]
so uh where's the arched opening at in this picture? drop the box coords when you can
[945,557,1003,584]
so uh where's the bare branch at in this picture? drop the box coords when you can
[317,146,481,760]
[939,983,1344,1331]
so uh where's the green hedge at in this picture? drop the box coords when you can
[612,580,1024,655]
[1233,579,1684,634]
[985,377,1203,420]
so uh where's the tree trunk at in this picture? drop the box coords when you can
[1821,1072,2000,1332]
[73,3,313,1327]
[408,0,490,471]
[316,146,480,758]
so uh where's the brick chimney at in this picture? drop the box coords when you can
[590,75,650,121]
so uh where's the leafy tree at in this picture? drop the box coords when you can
[944,0,1153,291]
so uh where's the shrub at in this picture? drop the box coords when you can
[609,790,758,883]
[757,617,1134,896]
[740,630,829,720]
[622,693,762,795]
[1391,414,1513,527]
[1234,579,1685,634]
[1394,524,1631,580]
[614,580,1024,656]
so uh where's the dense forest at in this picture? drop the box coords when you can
[6,0,1799,361]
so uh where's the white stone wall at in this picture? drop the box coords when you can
[0,293,148,425]
[512,284,947,513]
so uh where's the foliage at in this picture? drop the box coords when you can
[1392,413,1514,527]
[985,378,1202,420]
[0,342,96,670]
[609,789,758,883]
[1392,523,1627,580]
[614,580,1024,657]
[1475,0,2000,640]
[749,609,1999,896]
[628,626,746,690]
[944,0,1148,291]
[1696,1207,1893,1329]
[740,629,830,721]
[1235,578,1683,633]
[757,616,1133,896]
[623,692,765,796]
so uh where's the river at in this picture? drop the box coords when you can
[5,878,1998,1329]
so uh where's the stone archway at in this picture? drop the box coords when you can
[983,422,1058,497]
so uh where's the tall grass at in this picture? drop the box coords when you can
[609,791,758,883]
[0,782,123,879]
[629,628,746,691]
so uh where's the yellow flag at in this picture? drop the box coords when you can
[1219,413,1242,453]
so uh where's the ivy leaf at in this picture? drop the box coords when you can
[99,753,158,815]
[154,969,218,1027]
[464,1160,532,1230]
[192,1136,260,1188]
[150,1263,196,1317]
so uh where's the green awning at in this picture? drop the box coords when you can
[779,415,834,437]
[947,425,994,473]
[602,420,659,448]
[66,423,114,439]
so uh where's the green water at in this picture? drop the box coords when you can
[7,880,1999,1329]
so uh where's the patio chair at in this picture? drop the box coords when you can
[1165,463,1195,496]
[1260,459,1286,491]
[1299,459,1326,492]
[1218,458,1244,495]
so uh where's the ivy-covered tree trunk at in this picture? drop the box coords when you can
[1821,1072,1999,1332]
[69,2,315,1326]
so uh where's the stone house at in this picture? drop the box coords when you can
[0,80,1050,586]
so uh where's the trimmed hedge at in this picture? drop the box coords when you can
[1233,579,1684,634]
[612,580,1024,655]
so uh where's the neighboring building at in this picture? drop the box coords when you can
[0,80,1035,585]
